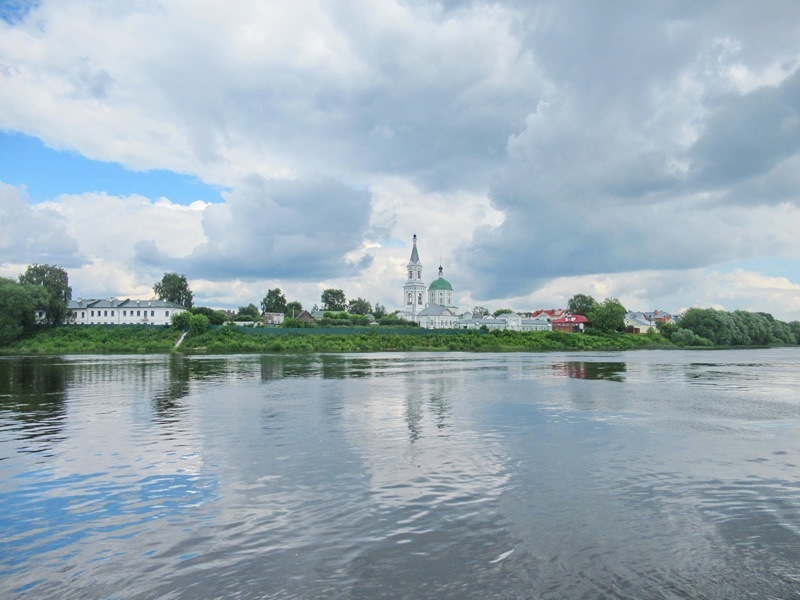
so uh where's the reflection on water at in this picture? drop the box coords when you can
[551,360,627,381]
[1,349,799,599]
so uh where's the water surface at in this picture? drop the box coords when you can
[1,349,799,598]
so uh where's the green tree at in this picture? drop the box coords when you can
[171,311,192,330]
[588,298,627,333]
[321,289,347,312]
[493,308,514,318]
[188,313,210,335]
[348,297,372,315]
[153,273,194,308]
[190,306,228,325]
[285,300,303,317]
[235,304,260,320]
[373,302,387,319]
[568,293,598,316]
[0,278,49,345]
[18,264,72,325]
[261,288,287,314]
[472,306,489,317]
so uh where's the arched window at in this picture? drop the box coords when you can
[418,293,423,305]
[409,270,412,279]
[407,292,412,304]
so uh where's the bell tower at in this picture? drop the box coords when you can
[403,234,426,320]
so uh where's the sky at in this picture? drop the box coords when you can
[1,0,800,320]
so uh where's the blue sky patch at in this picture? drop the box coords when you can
[0,131,224,204]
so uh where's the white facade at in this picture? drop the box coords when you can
[400,234,427,321]
[68,298,187,326]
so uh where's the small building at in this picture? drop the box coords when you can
[551,314,589,333]
[625,311,659,334]
[417,304,460,329]
[294,310,317,324]
[262,312,285,325]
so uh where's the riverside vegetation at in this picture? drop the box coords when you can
[2,324,669,355]
[3,265,799,355]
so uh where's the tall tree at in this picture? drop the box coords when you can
[588,298,627,333]
[472,306,489,317]
[493,308,514,317]
[321,289,347,312]
[373,302,386,319]
[235,304,261,320]
[285,301,303,317]
[18,264,72,325]
[0,278,49,345]
[153,273,194,308]
[567,293,598,316]
[348,297,372,315]
[261,288,287,314]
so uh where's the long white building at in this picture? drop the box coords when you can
[67,298,187,326]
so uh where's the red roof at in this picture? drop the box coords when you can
[551,314,589,324]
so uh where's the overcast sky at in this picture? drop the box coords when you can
[2,0,800,319]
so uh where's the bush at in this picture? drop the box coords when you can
[188,314,210,335]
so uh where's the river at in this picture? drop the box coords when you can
[1,349,799,598]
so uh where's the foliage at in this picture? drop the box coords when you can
[678,308,797,347]
[670,328,713,347]
[190,306,228,325]
[567,293,599,317]
[153,273,194,308]
[171,311,192,330]
[188,314,210,335]
[373,303,387,319]
[283,317,317,328]
[493,308,514,317]
[378,313,418,327]
[472,306,489,317]
[321,289,347,312]
[1,325,181,354]
[0,278,49,346]
[176,327,668,354]
[588,298,626,333]
[790,321,800,344]
[235,303,261,320]
[348,297,372,315]
[18,264,72,325]
[285,301,303,317]
[261,288,287,314]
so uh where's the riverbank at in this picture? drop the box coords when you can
[1,325,672,354]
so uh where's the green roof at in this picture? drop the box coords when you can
[428,277,453,291]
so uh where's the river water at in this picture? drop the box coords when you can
[1,349,799,599]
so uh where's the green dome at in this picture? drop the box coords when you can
[428,277,453,292]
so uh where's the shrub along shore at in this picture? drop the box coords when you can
[1,324,678,355]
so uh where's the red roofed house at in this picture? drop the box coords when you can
[551,314,589,333]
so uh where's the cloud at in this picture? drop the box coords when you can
[0,182,84,267]
[171,175,374,281]
[2,1,800,320]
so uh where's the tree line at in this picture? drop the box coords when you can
[3,266,800,348]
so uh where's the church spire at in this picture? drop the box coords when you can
[409,233,420,264]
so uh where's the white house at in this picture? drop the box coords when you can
[68,298,187,326]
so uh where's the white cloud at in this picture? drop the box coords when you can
[0,182,83,266]
[2,1,800,320]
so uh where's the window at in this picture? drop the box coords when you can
[151,310,155,317]
[91,310,95,317]
[123,310,127,316]
[165,311,170,317]
[111,311,114,316]
[103,310,107,316]
[137,310,141,316]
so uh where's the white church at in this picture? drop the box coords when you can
[397,234,461,329]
